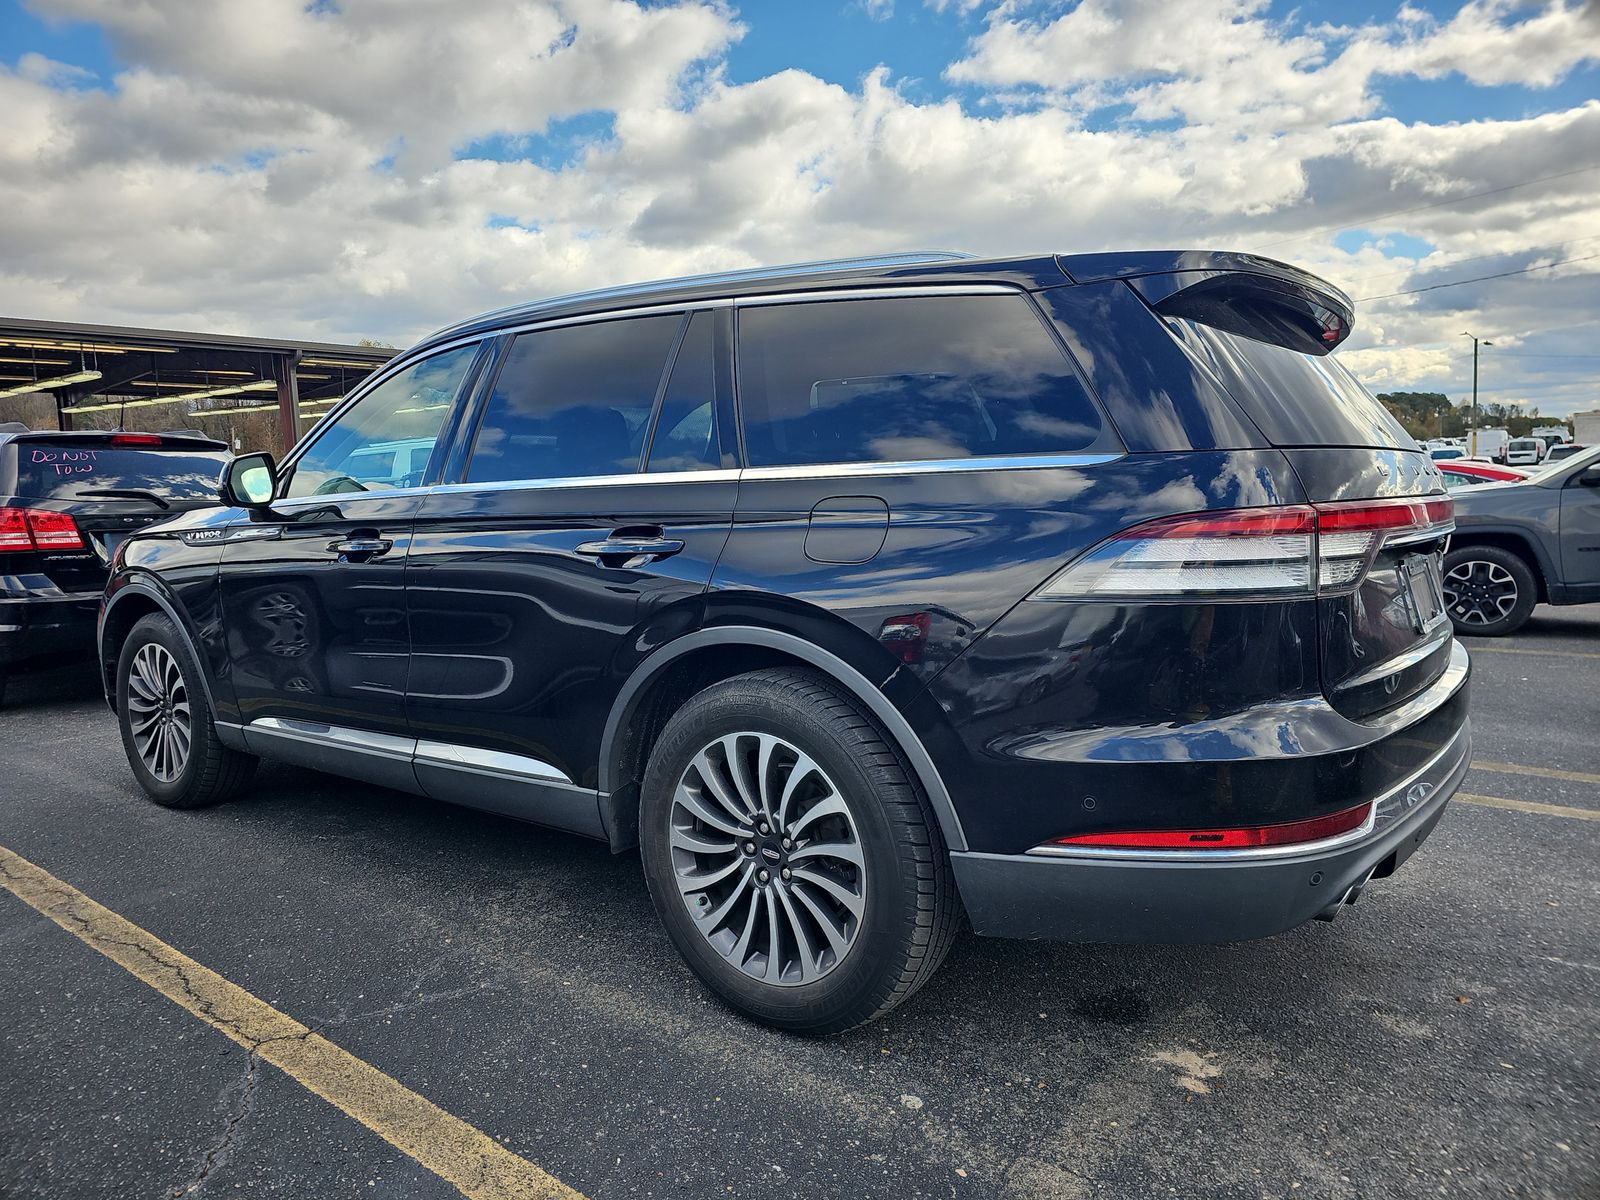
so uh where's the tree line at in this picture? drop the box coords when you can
[1373,392,1571,441]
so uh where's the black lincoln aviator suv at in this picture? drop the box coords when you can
[100,251,1470,1032]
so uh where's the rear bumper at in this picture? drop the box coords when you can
[0,590,101,667]
[952,715,1470,943]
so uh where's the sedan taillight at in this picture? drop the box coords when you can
[1035,497,1453,601]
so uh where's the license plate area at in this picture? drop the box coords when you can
[1401,553,1447,633]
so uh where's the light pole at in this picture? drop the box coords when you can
[1462,332,1491,453]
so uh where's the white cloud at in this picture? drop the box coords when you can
[1,0,1597,414]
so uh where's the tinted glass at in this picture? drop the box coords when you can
[469,315,682,483]
[16,445,229,500]
[646,312,719,473]
[736,294,1104,467]
[1169,320,1414,449]
[286,345,477,498]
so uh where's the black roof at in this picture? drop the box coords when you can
[406,248,1343,363]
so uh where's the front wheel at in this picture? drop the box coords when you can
[117,613,257,808]
[1442,545,1537,637]
[638,668,958,1034]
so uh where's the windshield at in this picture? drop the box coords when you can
[1524,442,1600,484]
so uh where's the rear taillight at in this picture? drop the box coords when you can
[1315,497,1453,588]
[0,509,30,552]
[1045,801,1372,851]
[0,508,87,553]
[1036,496,1453,600]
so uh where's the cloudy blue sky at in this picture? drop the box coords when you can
[2,0,1597,415]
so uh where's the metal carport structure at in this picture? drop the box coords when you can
[0,317,397,455]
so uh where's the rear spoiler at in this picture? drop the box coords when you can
[1056,250,1354,355]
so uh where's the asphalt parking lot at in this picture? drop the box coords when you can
[1,610,1596,1200]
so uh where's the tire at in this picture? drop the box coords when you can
[638,667,959,1034]
[116,612,257,808]
[1442,545,1537,637]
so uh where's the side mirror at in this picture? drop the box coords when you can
[220,452,278,508]
[1578,465,1600,488]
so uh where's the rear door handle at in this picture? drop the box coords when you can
[574,535,686,568]
[329,536,393,561]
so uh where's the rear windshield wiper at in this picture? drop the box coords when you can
[72,487,171,509]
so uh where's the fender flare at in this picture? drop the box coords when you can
[598,626,968,853]
[1446,524,1555,588]
[99,580,224,724]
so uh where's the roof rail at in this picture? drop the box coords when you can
[428,250,976,343]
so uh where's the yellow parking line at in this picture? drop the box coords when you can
[1468,645,1600,660]
[1454,794,1600,821]
[0,845,585,1200]
[1475,760,1600,787]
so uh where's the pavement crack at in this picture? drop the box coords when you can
[169,1048,262,1198]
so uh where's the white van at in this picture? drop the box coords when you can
[1506,437,1546,466]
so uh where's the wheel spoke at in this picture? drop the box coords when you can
[695,864,757,930]
[776,753,821,828]
[675,852,746,895]
[788,793,847,841]
[123,642,191,783]
[675,778,746,838]
[774,885,820,983]
[694,751,754,827]
[792,867,865,921]
[669,825,737,856]
[790,880,853,959]
[720,735,763,820]
[788,839,864,871]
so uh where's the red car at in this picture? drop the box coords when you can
[1437,460,1530,489]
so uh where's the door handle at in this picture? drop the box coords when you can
[329,536,393,561]
[574,535,686,568]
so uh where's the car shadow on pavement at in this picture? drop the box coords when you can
[1,658,104,711]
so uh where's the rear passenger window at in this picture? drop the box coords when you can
[645,312,720,473]
[468,315,681,483]
[736,294,1103,467]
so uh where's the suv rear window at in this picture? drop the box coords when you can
[1168,319,1413,449]
[14,443,229,500]
[736,294,1105,468]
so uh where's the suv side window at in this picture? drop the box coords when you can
[468,314,682,484]
[736,293,1103,468]
[284,345,478,498]
[644,311,720,474]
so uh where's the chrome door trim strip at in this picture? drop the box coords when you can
[1025,721,1469,863]
[246,717,416,761]
[413,740,579,788]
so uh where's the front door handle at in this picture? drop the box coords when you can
[329,536,393,562]
[574,535,686,569]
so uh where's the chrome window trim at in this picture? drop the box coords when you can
[738,452,1123,481]
[419,453,1123,497]
[413,740,578,788]
[428,467,742,496]
[733,284,1020,307]
[1025,721,1467,863]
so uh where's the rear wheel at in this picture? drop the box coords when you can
[117,613,257,808]
[638,667,958,1034]
[1442,545,1537,637]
